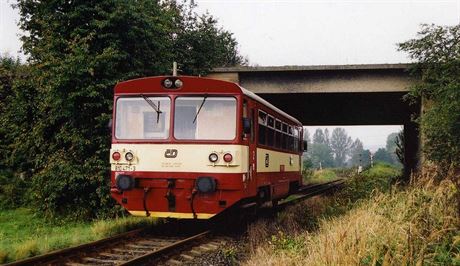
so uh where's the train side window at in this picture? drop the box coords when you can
[251,109,255,143]
[258,125,267,145]
[275,120,282,148]
[242,101,252,138]
[267,116,274,128]
[267,127,275,147]
[275,120,281,130]
[266,115,275,147]
[258,111,267,125]
[293,127,299,152]
[258,110,267,145]
[281,123,288,150]
[282,133,288,150]
[288,126,294,151]
[275,131,282,149]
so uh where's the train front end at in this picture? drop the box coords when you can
[110,76,248,219]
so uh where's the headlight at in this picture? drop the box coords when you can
[209,153,218,163]
[125,152,134,161]
[116,175,134,191]
[196,176,216,193]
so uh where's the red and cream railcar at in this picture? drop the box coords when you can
[110,76,305,219]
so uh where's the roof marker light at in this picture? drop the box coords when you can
[163,79,173,88]
[174,79,183,88]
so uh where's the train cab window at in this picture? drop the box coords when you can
[258,111,267,145]
[115,97,171,139]
[266,115,275,147]
[174,97,236,140]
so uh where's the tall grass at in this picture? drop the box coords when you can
[303,169,338,184]
[0,209,158,263]
[244,165,460,265]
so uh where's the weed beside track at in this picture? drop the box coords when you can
[0,212,157,264]
[242,165,459,265]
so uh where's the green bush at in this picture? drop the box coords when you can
[0,171,29,209]
[333,163,401,209]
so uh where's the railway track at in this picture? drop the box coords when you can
[281,178,345,206]
[4,225,214,266]
[4,179,345,266]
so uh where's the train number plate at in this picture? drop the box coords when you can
[114,165,136,171]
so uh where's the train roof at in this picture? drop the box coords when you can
[239,87,301,125]
[115,76,301,125]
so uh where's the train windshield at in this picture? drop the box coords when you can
[115,97,171,139]
[174,96,237,140]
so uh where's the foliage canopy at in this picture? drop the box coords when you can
[399,24,460,167]
[1,0,245,219]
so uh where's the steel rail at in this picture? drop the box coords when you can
[119,230,211,266]
[4,228,145,266]
[280,178,345,207]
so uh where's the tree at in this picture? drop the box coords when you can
[361,149,372,167]
[385,132,401,166]
[395,131,405,165]
[0,56,21,170]
[309,143,334,169]
[349,138,364,166]
[374,148,394,165]
[170,2,246,75]
[324,128,331,147]
[12,0,245,219]
[399,24,460,167]
[386,132,399,153]
[303,128,311,146]
[330,128,353,167]
[308,128,334,168]
[0,56,29,208]
[313,129,326,145]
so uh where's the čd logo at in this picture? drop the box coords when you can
[164,149,178,158]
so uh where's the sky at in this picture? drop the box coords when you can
[304,125,402,152]
[195,0,460,66]
[1,0,458,151]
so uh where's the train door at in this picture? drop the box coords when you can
[243,99,257,197]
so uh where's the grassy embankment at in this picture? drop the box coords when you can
[0,210,157,263]
[303,169,338,184]
[245,163,459,265]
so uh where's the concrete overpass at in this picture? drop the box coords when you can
[206,64,420,176]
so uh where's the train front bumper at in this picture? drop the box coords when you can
[110,171,246,219]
